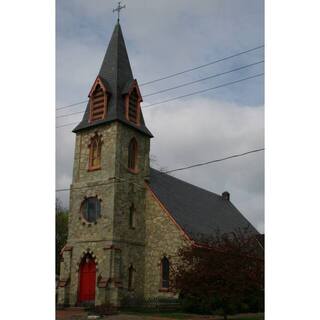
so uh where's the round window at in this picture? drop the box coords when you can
[81,197,101,223]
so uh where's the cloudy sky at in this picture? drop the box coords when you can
[56,0,264,232]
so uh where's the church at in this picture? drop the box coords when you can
[57,20,258,307]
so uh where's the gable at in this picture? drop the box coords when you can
[148,168,259,242]
[146,183,193,244]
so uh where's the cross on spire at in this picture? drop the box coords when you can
[113,1,126,22]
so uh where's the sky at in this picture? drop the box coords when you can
[56,0,264,232]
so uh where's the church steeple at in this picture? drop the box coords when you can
[73,22,153,137]
[98,22,133,98]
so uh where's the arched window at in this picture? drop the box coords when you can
[88,133,102,171]
[81,197,101,223]
[128,138,138,172]
[129,203,135,229]
[128,88,139,124]
[128,265,134,291]
[89,83,107,122]
[161,257,170,289]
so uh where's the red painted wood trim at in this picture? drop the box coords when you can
[145,182,194,244]
[88,76,108,97]
[88,133,103,171]
[124,80,142,126]
[87,166,101,172]
[60,245,73,255]
[88,77,108,123]
[58,278,70,288]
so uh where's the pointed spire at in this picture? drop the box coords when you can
[98,22,133,99]
[73,23,153,137]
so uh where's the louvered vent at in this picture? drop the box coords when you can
[90,84,106,122]
[128,89,139,123]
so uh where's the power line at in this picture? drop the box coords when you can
[56,45,264,112]
[56,61,264,119]
[56,148,264,192]
[143,60,263,97]
[160,148,264,175]
[139,45,264,86]
[56,121,80,129]
[142,73,264,108]
[57,110,86,119]
[56,73,263,128]
[56,99,88,111]
[56,179,121,193]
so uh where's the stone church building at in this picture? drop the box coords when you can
[57,22,258,307]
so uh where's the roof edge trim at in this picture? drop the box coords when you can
[145,182,194,244]
[88,76,109,97]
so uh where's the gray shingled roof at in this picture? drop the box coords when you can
[73,22,153,137]
[148,168,259,242]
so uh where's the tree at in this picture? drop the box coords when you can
[171,229,264,320]
[56,199,68,275]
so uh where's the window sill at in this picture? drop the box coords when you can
[128,168,139,174]
[88,166,101,172]
[159,288,170,292]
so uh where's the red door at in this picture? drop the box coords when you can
[78,257,96,303]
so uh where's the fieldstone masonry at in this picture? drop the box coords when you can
[58,22,192,308]
[58,20,258,308]
[58,119,187,306]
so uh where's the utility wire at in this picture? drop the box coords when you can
[139,45,264,86]
[56,179,121,193]
[57,110,86,119]
[56,62,264,119]
[56,73,263,128]
[56,121,80,129]
[142,73,264,108]
[159,148,264,175]
[56,148,264,192]
[143,60,264,98]
[56,45,264,111]
[56,99,88,111]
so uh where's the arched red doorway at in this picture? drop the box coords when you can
[78,254,96,303]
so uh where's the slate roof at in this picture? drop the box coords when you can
[73,22,153,137]
[148,168,259,242]
[256,234,264,249]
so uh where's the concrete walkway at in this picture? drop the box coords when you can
[56,310,263,320]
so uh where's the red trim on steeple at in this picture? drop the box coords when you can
[88,76,108,97]
[124,79,142,126]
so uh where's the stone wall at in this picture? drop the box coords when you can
[58,121,152,306]
[112,123,150,302]
[143,186,191,298]
[58,120,192,306]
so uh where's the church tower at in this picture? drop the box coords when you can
[58,22,153,307]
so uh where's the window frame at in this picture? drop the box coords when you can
[159,256,170,291]
[125,81,142,126]
[128,137,138,173]
[81,196,102,224]
[88,77,108,123]
[128,264,135,291]
[88,132,103,171]
[129,203,135,229]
